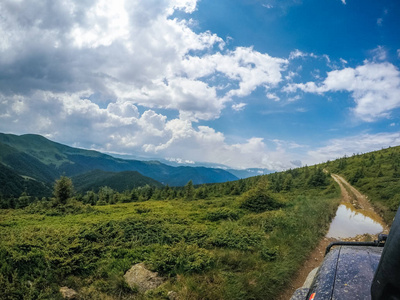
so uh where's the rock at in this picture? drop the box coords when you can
[168,291,179,300]
[124,263,165,293]
[59,287,78,299]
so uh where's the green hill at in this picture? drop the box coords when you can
[1,140,399,299]
[72,170,163,192]
[0,163,52,198]
[0,163,339,299]
[323,145,400,224]
[0,133,238,192]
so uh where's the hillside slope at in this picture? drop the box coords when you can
[72,170,163,192]
[0,164,339,300]
[0,163,52,198]
[0,133,238,189]
[324,145,400,224]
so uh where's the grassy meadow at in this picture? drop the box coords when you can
[0,167,341,299]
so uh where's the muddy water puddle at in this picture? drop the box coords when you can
[326,202,384,239]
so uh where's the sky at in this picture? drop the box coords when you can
[1,0,400,171]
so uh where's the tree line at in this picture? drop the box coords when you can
[0,165,331,210]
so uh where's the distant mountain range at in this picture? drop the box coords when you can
[112,154,273,178]
[0,133,238,197]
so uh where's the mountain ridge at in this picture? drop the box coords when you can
[0,133,238,194]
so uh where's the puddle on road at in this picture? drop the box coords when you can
[326,202,384,239]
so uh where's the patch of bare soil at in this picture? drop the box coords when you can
[279,174,388,300]
[331,174,389,233]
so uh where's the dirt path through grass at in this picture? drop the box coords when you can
[330,174,388,234]
[279,173,388,300]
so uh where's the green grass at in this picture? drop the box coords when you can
[0,175,340,299]
[2,139,400,299]
[325,145,400,224]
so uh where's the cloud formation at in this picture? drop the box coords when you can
[0,0,288,121]
[285,61,400,121]
[1,0,399,172]
[0,0,295,169]
[0,90,298,170]
[307,132,400,164]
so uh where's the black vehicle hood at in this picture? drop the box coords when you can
[308,246,383,300]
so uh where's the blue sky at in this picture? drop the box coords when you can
[0,0,399,170]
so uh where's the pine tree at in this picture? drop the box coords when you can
[184,180,194,200]
[54,176,74,205]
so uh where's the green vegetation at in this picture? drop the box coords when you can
[239,179,284,213]
[0,133,238,188]
[324,145,400,224]
[0,167,339,299]
[72,170,163,193]
[54,176,74,205]
[0,163,52,198]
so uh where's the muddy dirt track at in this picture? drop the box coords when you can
[278,174,388,300]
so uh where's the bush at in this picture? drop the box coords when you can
[307,167,329,187]
[148,243,214,276]
[54,176,74,205]
[25,199,96,215]
[207,223,264,250]
[240,188,283,213]
[260,246,279,261]
[205,208,240,222]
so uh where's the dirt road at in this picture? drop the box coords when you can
[332,174,385,218]
[278,173,387,300]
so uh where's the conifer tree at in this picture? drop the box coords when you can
[54,176,74,204]
[184,180,194,200]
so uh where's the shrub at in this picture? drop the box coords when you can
[136,208,151,214]
[148,243,214,276]
[54,176,74,205]
[307,167,329,187]
[260,246,279,261]
[207,223,263,250]
[25,199,96,215]
[240,188,283,213]
[205,208,240,222]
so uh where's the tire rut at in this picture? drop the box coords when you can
[279,173,387,299]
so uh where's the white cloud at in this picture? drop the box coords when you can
[370,46,387,61]
[69,0,130,48]
[171,0,198,13]
[285,61,400,121]
[262,4,273,9]
[165,157,195,164]
[288,95,301,102]
[232,103,247,111]
[0,91,299,170]
[323,54,331,64]
[306,132,400,164]
[182,47,288,101]
[108,102,139,118]
[341,0,346,4]
[0,0,289,125]
[289,49,307,60]
[0,0,295,170]
[285,71,298,81]
[266,93,280,101]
